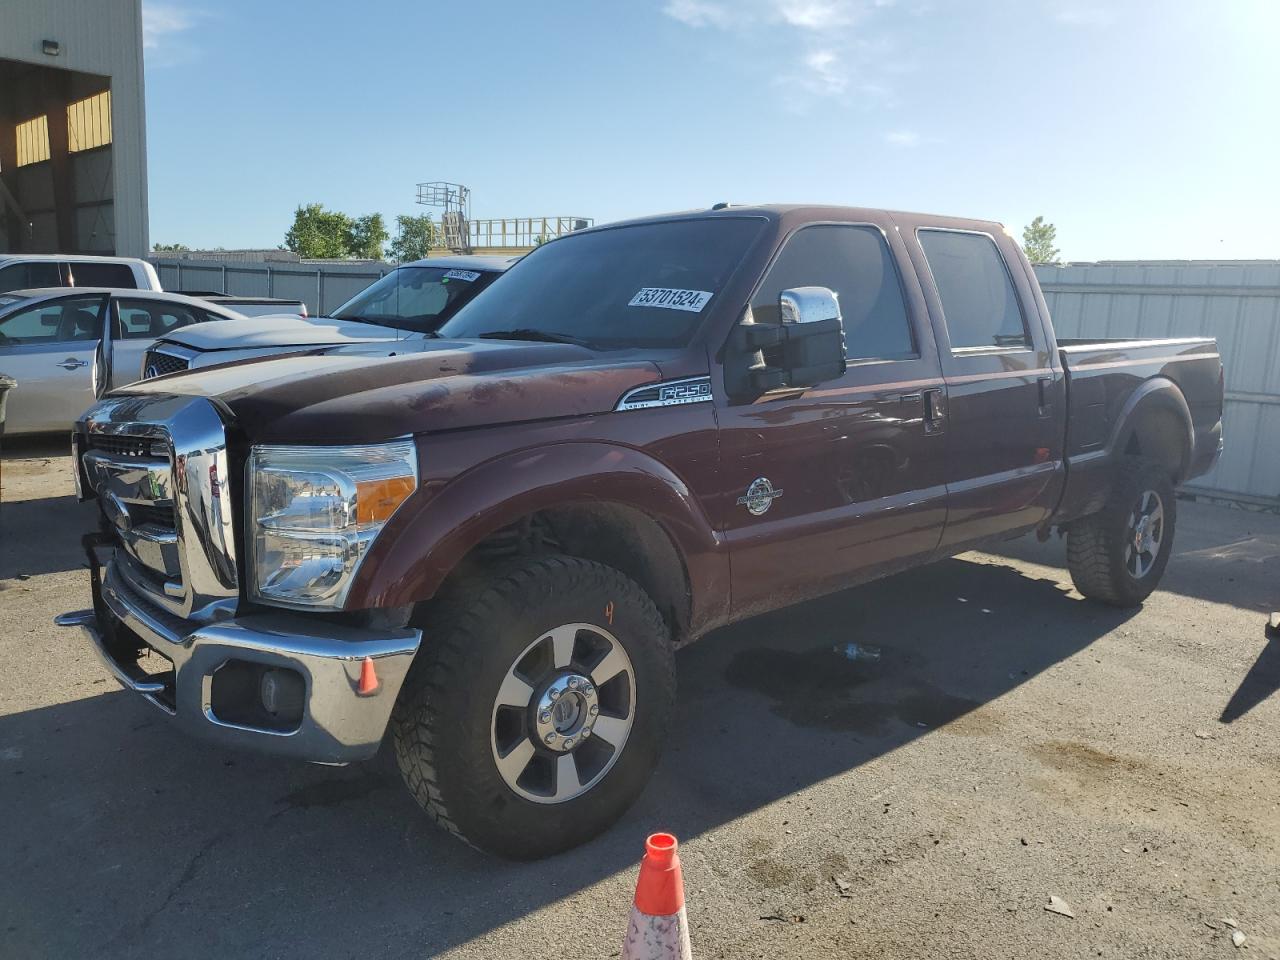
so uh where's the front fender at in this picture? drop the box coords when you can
[344,441,727,622]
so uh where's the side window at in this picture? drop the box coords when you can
[0,296,105,344]
[115,299,202,339]
[751,225,916,362]
[918,230,1028,350]
[0,262,62,292]
[68,262,137,288]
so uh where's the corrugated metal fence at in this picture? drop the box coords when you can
[1034,261,1280,509]
[150,257,390,316]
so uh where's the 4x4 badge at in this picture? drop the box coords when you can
[738,477,783,516]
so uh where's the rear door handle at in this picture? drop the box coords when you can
[923,388,946,435]
[56,358,89,370]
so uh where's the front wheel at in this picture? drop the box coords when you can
[391,555,675,859]
[1066,456,1177,607]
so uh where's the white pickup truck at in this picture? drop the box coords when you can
[140,256,513,379]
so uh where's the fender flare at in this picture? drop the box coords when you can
[1107,376,1194,481]
[345,441,726,616]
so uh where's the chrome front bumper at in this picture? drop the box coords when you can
[57,556,421,764]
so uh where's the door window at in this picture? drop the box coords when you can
[115,299,202,339]
[68,262,137,288]
[917,230,1028,350]
[0,296,105,344]
[751,225,916,362]
[0,261,62,293]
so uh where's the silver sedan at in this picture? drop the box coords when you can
[0,288,245,435]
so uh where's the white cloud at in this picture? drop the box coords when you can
[803,49,850,94]
[776,0,856,29]
[885,129,921,146]
[1052,5,1116,26]
[661,0,738,28]
[142,2,196,49]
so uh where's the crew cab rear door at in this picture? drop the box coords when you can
[718,217,949,618]
[896,215,1065,550]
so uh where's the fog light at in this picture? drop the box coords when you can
[261,668,305,718]
[209,660,305,732]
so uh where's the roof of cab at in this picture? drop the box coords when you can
[402,255,518,271]
[569,204,1006,235]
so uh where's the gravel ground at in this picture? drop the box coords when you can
[2,436,1278,960]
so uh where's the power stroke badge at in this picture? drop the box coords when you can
[737,477,783,516]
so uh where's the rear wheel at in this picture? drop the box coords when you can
[1066,456,1176,607]
[391,555,675,859]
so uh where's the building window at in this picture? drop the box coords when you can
[15,115,51,166]
[67,91,113,152]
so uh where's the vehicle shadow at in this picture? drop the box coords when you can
[987,498,1280,615]
[0,495,98,579]
[0,556,1135,959]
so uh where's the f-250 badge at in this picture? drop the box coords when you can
[738,477,783,516]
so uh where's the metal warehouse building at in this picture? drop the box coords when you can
[0,0,147,256]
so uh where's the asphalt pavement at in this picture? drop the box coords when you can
[2,437,1277,959]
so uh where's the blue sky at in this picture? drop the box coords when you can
[142,0,1279,261]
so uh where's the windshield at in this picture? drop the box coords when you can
[331,265,499,333]
[437,218,765,349]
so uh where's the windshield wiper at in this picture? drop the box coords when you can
[476,328,592,348]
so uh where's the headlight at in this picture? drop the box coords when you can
[247,440,418,609]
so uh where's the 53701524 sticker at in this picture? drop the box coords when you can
[628,288,713,313]
[444,269,481,282]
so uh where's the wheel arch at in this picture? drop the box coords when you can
[1109,377,1195,483]
[346,442,726,644]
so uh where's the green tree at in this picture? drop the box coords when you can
[1022,215,1061,264]
[388,214,438,263]
[284,203,354,259]
[348,213,389,260]
[152,242,190,252]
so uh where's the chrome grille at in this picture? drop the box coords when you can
[89,435,168,458]
[142,350,189,379]
[78,396,239,624]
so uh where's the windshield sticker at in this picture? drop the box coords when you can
[628,288,713,313]
[444,269,482,282]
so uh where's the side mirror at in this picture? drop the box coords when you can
[734,286,847,393]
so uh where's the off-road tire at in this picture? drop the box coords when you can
[391,554,675,859]
[1067,456,1177,607]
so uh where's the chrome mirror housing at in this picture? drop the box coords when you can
[779,286,841,325]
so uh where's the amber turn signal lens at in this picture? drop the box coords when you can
[356,476,416,525]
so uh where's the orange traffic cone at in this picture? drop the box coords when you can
[622,833,693,960]
[357,656,379,696]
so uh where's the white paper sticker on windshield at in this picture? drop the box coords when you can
[444,269,481,282]
[628,288,713,313]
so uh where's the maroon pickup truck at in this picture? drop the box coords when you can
[60,205,1223,858]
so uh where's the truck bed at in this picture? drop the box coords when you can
[1053,335,1223,522]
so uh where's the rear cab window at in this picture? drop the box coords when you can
[917,230,1028,351]
[67,261,137,288]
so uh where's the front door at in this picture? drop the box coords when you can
[111,297,210,388]
[0,294,107,434]
[901,220,1065,552]
[719,220,949,621]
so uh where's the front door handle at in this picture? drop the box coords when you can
[56,358,89,370]
[923,388,946,435]
[1037,376,1053,418]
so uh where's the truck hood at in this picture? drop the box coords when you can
[117,340,663,443]
[161,314,406,351]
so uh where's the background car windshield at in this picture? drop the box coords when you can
[331,266,496,333]
[438,218,765,349]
